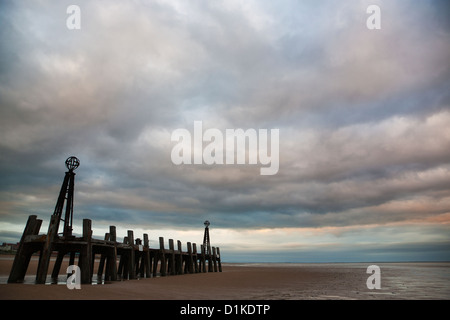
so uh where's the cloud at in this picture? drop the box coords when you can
[0,0,449,262]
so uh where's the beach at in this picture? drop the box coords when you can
[0,255,448,300]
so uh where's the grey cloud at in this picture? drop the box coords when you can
[0,0,449,264]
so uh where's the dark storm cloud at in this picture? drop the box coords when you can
[0,0,449,263]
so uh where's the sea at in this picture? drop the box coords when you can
[231,261,450,299]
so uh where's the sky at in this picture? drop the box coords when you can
[0,0,449,262]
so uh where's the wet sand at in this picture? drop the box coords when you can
[0,255,448,300]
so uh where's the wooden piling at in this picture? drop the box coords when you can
[8,215,223,285]
[97,233,109,279]
[186,242,194,274]
[212,247,218,272]
[200,244,206,273]
[127,230,135,280]
[192,243,199,273]
[158,237,167,277]
[36,214,59,284]
[176,240,183,275]
[134,238,142,277]
[109,226,118,281]
[207,244,213,272]
[79,219,92,284]
[118,237,128,279]
[168,239,176,275]
[216,247,222,272]
[142,233,151,278]
[8,215,41,283]
[51,250,66,279]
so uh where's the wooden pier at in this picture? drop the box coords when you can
[8,215,222,284]
[8,156,222,285]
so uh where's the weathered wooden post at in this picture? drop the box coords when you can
[97,232,110,280]
[176,240,183,275]
[159,237,167,277]
[36,214,59,284]
[152,239,158,278]
[200,244,206,273]
[134,238,142,277]
[192,243,199,273]
[79,219,93,284]
[207,244,213,272]
[168,239,176,275]
[118,236,128,279]
[51,250,67,280]
[34,157,81,284]
[187,242,194,274]
[183,243,188,274]
[8,215,42,283]
[127,230,136,279]
[143,233,151,278]
[106,226,118,281]
[212,247,218,272]
[216,247,222,272]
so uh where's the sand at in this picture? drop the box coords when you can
[0,255,448,300]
